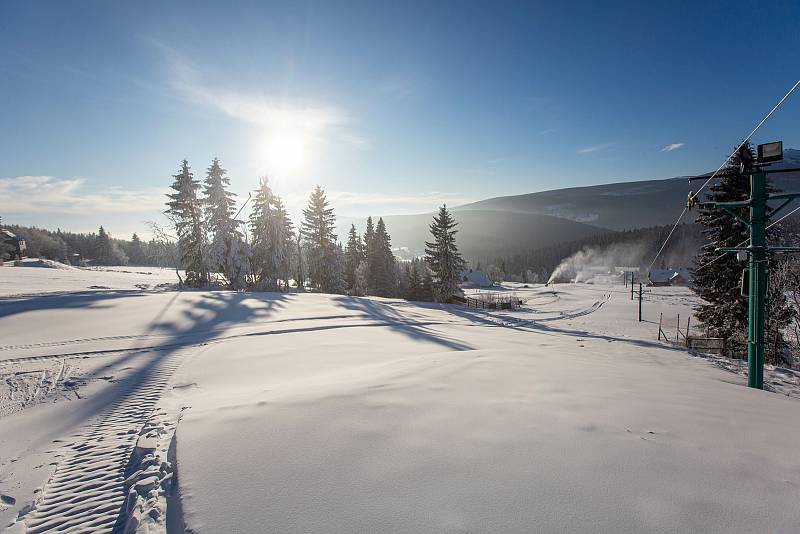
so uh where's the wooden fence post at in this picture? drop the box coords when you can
[686,316,691,347]
[658,312,663,341]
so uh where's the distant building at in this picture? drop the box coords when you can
[648,268,690,287]
[1,229,26,262]
[460,269,493,288]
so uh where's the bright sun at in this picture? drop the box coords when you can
[258,125,315,176]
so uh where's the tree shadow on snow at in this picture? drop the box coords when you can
[332,296,474,351]
[0,290,148,319]
[55,290,294,532]
[79,290,293,420]
[406,300,689,355]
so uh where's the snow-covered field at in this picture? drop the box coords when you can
[0,261,180,297]
[2,267,800,533]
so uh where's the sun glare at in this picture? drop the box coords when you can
[256,113,325,177]
[265,129,309,175]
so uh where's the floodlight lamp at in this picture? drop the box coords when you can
[757,141,783,163]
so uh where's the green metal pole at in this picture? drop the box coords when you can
[747,171,767,389]
[638,283,643,322]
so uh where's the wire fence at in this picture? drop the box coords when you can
[629,284,731,355]
[464,292,525,310]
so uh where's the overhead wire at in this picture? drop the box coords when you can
[646,77,800,273]
[690,78,800,201]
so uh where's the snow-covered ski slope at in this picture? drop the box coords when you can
[0,263,180,297]
[1,268,800,533]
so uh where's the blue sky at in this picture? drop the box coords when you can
[2,0,799,238]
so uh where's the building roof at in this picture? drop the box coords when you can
[461,269,493,288]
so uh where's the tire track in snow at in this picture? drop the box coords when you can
[0,314,361,352]
[18,350,186,533]
[0,319,470,365]
[490,290,612,328]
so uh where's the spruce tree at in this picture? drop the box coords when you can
[301,185,339,292]
[249,177,292,290]
[331,241,347,294]
[249,177,275,288]
[354,259,369,296]
[203,158,250,288]
[0,216,14,262]
[128,233,146,265]
[425,204,465,302]
[272,196,295,291]
[362,216,376,291]
[370,217,396,297]
[95,226,112,264]
[345,224,364,293]
[203,158,236,241]
[294,233,305,290]
[166,159,207,286]
[94,226,128,265]
[693,142,794,362]
[420,265,434,302]
[407,260,421,300]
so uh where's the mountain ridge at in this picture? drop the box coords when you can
[338,149,800,257]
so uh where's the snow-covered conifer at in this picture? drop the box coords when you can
[693,142,794,362]
[420,265,434,302]
[203,158,250,288]
[94,226,128,266]
[127,233,146,265]
[0,216,14,262]
[424,204,465,302]
[354,261,369,296]
[407,260,421,300]
[368,217,395,296]
[301,186,339,292]
[249,177,278,290]
[249,178,294,291]
[345,224,364,293]
[166,159,207,286]
[272,196,295,290]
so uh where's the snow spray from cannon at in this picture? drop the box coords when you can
[546,243,649,285]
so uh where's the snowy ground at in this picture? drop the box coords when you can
[0,261,180,297]
[1,269,800,533]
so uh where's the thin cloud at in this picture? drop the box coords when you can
[578,143,613,154]
[335,132,373,151]
[159,43,368,150]
[328,191,474,207]
[377,77,416,100]
[284,190,475,213]
[0,176,166,215]
[661,143,684,152]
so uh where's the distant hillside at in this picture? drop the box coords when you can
[454,149,800,231]
[339,210,607,260]
[340,149,800,258]
[455,177,691,231]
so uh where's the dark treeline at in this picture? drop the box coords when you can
[3,224,177,267]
